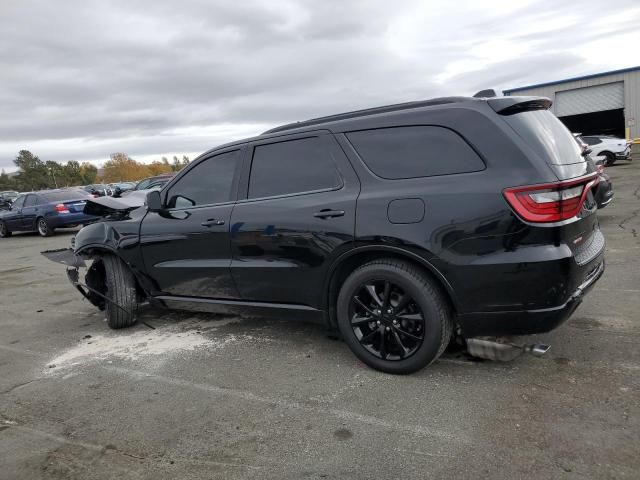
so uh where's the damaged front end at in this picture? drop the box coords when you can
[41,192,149,315]
[41,248,107,310]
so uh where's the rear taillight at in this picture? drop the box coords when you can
[503,173,599,223]
[55,203,70,214]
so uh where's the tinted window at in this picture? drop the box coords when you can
[43,190,90,202]
[166,150,239,208]
[346,126,485,179]
[249,137,342,199]
[12,196,25,208]
[24,195,39,206]
[502,110,585,165]
[582,137,602,146]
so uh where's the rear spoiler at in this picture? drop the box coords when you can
[487,96,552,116]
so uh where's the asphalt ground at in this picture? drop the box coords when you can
[1,158,638,479]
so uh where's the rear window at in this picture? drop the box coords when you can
[42,190,90,202]
[346,126,485,179]
[502,110,584,165]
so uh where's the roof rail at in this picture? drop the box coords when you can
[263,96,474,135]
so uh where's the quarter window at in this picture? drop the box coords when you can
[346,126,485,179]
[166,150,239,208]
[248,137,342,199]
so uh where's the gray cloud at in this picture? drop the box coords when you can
[1,0,639,169]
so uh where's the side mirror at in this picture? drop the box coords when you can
[146,190,162,212]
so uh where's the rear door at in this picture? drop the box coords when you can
[230,132,360,308]
[140,148,243,299]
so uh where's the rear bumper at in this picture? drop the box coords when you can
[46,212,97,228]
[457,260,604,337]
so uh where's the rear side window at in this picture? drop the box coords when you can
[249,137,342,199]
[502,110,584,165]
[346,126,485,179]
[582,137,602,146]
[166,150,239,208]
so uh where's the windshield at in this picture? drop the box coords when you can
[502,110,585,166]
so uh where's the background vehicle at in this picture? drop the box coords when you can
[0,189,96,237]
[111,182,136,197]
[133,174,174,192]
[581,135,632,165]
[575,135,615,209]
[0,191,19,210]
[82,184,111,197]
[47,95,605,374]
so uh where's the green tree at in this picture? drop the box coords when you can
[63,161,84,186]
[80,162,98,184]
[45,160,64,188]
[14,150,50,191]
[0,169,15,190]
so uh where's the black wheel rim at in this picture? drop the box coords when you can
[38,220,47,235]
[349,279,425,361]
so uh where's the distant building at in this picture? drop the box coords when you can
[504,66,640,140]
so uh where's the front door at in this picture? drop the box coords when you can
[5,195,25,230]
[140,148,243,299]
[20,194,40,230]
[230,133,360,309]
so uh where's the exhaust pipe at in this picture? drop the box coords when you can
[466,338,550,362]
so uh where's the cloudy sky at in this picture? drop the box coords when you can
[1,0,639,171]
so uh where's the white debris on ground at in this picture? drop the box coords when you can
[45,323,247,372]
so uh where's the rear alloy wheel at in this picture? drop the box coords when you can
[0,221,11,238]
[603,151,616,166]
[37,217,54,237]
[337,259,453,374]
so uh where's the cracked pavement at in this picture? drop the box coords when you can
[1,157,639,479]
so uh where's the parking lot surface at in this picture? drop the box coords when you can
[1,161,639,479]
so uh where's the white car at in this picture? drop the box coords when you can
[580,135,632,166]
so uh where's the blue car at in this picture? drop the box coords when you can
[0,189,98,237]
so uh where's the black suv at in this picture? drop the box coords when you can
[48,95,605,373]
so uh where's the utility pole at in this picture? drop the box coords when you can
[50,167,58,188]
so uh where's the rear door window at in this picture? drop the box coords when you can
[346,126,485,179]
[166,150,240,208]
[248,136,342,199]
[24,195,38,207]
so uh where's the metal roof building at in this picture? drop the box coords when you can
[504,66,640,140]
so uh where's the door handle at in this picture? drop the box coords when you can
[201,219,225,227]
[313,209,345,219]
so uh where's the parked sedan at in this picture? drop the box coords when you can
[0,190,19,210]
[581,135,632,166]
[82,184,112,197]
[0,189,97,237]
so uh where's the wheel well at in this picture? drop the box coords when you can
[325,250,456,330]
[80,249,147,302]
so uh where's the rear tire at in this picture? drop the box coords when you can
[103,255,138,329]
[602,151,616,166]
[0,221,11,238]
[337,259,453,374]
[37,217,54,237]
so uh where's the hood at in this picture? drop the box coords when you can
[83,190,148,217]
